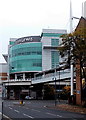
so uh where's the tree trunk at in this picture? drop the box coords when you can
[76,59,82,105]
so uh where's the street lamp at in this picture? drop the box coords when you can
[54,71,57,106]
[58,68,60,102]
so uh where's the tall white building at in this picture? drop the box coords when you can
[41,29,67,71]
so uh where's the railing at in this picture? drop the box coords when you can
[32,70,72,84]
[2,78,31,83]
[32,71,71,81]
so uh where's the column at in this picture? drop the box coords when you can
[23,73,25,80]
[15,74,17,80]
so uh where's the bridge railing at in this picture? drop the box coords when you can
[32,69,72,84]
[2,78,31,83]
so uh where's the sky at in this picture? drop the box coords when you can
[0,0,85,63]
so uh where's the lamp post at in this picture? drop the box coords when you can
[54,68,57,106]
[58,67,60,102]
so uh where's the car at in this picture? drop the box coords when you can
[25,96,33,100]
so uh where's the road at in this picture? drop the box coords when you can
[2,100,86,120]
[0,98,2,120]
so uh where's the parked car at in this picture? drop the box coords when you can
[25,96,33,100]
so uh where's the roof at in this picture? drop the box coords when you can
[75,17,86,31]
[2,54,8,62]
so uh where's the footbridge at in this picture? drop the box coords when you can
[3,67,74,86]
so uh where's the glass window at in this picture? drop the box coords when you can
[51,51,59,68]
[51,39,59,46]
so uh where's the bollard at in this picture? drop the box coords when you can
[20,100,23,105]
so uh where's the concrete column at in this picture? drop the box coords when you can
[15,74,17,80]
[76,59,82,105]
[23,73,25,80]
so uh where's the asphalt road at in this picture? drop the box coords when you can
[2,100,86,120]
[0,98,2,120]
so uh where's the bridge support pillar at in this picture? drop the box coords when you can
[15,74,17,80]
[23,73,25,80]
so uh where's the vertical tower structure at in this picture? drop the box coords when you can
[82,1,86,18]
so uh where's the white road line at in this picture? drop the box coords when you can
[0,112,12,120]
[57,114,62,117]
[46,112,62,118]
[9,107,12,110]
[14,110,19,113]
[46,112,56,116]
[23,113,34,119]
[31,109,40,112]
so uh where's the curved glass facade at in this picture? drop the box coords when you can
[9,42,42,73]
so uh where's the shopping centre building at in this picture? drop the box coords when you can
[3,29,68,99]
[8,29,66,81]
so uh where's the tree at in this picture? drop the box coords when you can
[58,18,86,105]
[43,84,55,100]
[58,27,86,81]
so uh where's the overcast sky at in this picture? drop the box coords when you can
[0,0,85,62]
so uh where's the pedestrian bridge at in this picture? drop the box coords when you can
[32,68,71,84]
[3,79,31,86]
[3,68,73,86]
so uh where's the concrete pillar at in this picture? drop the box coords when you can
[23,73,25,80]
[76,59,82,105]
[15,74,17,80]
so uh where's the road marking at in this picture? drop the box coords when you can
[46,112,62,118]
[14,109,19,113]
[23,113,34,119]
[9,107,12,110]
[46,112,56,116]
[57,114,62,117]
[31,109,40,112]
[0,112,12,120]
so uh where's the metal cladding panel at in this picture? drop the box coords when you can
[42,49,51,71]
[41,29,67,71]
[41,36,60,71]
[42,29,67,34]
[0,63,8,73]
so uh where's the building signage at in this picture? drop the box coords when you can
[15,37,33,44]
[76,90,80,94]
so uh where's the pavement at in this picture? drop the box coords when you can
[47,100,86,115]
